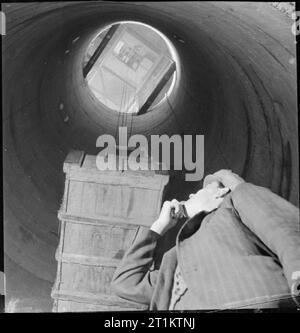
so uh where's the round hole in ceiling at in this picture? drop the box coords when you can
[83,21,179,115]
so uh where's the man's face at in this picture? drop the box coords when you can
[184,180,229,217]
[189,180,224,200]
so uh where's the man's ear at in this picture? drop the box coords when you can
[217,187,230,197]
[203,174,223,188]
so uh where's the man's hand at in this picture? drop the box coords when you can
[208,169,245,191]
[150,199,181,236]
[184,184,230,218]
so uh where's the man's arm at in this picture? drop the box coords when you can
[111,227,160,305]
[230,182,300,295]
[211,169,300,298]
[111,200,182,305]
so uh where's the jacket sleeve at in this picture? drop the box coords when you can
[231,182,300,292]
[111,226,160,305]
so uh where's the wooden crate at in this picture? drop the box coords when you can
[51,150,169,311]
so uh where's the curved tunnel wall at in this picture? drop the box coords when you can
[2,2,298,311]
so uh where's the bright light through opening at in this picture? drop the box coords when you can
[83,21,179,115]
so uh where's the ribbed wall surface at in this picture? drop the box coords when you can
[2,2,298,311]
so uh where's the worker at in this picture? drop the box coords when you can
[111,169,300,310]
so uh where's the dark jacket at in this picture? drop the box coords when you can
[111,183,300,310]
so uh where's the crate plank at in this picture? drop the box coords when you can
[59,262,115,294]
[62,222,138,258]
[55,300,144,312]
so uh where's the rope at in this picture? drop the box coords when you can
[166,93,184,134]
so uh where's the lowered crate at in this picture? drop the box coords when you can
[51,150,169,311]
